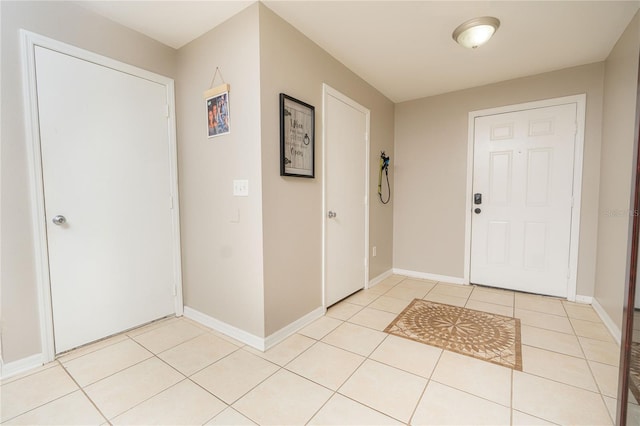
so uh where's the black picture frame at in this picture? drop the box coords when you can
[280,93,315,178]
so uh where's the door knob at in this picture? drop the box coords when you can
[328,211,337,219]
[474,208,481,214]
[52,215,67,225]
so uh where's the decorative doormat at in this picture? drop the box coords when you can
[384,299,522,370]
[629,342,640,404]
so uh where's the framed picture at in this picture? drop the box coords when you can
[206,91,230,138]
[280,93,315,178]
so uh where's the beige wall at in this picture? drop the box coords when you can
[258,4,395,335]
[594,12,640,330]
[394,63,605,298]
[1,1,177,363]
[176,4,266,337]
[5,1,631,366]
[1,1,393,363]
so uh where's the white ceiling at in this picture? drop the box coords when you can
[77,1,639,103]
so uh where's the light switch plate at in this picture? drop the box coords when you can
[233,179,249,196]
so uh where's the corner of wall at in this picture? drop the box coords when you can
[176,3,266,338]
[592,11,640,331]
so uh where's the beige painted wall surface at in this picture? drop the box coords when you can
[594,12,640,330]
[394,63,605,298]
[1,1,177,363]
[176,4,266,337]
[259,4,395,335]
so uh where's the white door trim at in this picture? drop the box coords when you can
[322,84,371,308]
[464,94,586,301]
[20,30,183,362]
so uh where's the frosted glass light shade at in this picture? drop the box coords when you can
[453,17,500,49]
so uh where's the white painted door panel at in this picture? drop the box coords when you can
[471,103,577,297]
[35,46,176,353]
[325,92,368,306]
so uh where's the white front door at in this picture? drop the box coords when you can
[324,86,370,307]
[35,46,179,353]
[470,103,577,297]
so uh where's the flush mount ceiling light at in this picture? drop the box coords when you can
[452,16,500,49]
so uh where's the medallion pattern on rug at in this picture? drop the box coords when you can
[384,299,522,370]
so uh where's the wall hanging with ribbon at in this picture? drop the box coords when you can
[203,67,230,138]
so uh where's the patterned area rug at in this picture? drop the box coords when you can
[384,299,522,370]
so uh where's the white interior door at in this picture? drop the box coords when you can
[35,46,178,353]
[470,103,577,297]
[324,87,369,307]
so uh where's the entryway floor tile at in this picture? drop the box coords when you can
[339,359,427,423]
[3,276,623,426]
[411,381,510,425]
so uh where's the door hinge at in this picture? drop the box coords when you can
[364,257,368,267]
[570,196,574,208]
[165,104,170,118]
[169,196,174,209]
[173,284,177,296]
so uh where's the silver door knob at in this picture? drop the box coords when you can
[52,215,67,225]
[328,211,337,219]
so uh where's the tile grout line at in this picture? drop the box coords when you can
[56,315,178,363]
[427,376,513,410]
[275,331,375,424]
[92,351,188,422]
[564,302,617,425]
[3,320,183,424]
[0,361,59,386]
[510,367,514,426]
[307,287,431,425]
[5,276,618,426]
[177,342,243,379]
[407,347,447,425]
[0,364,85,424]
[223,353,284,411]
[329,330,414,425]
[70,321,217,424]
[56,359,111,425]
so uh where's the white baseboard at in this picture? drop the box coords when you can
[184,305,325,352]
[575,295,593,304]
[368,269,393,288]
[264,306,325,351]
[392,268,466,285]
[184,306,266,351]
[591,298,622,345]
[1,353,44,380]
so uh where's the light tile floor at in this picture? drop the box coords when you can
[1,276,621,425]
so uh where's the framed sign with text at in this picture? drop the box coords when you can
[280,93,315,178]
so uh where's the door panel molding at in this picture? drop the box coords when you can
[464,94,586,301]
[20,30,183,361]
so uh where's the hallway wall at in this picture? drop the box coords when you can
[594,11,640,330]
[258,4,395,335]
[394,63,605,299]
[1,0,177,364]
[176,4,266,338]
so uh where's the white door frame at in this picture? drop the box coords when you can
[463,94,586,301]
[322,84,371,308]
[20,30,184,362]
